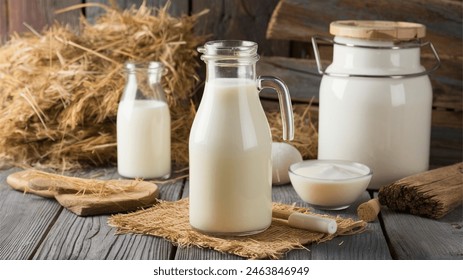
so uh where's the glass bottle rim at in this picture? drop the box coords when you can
[198,40,259,62]
[124,61,164,73]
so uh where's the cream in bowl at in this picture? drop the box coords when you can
[289,160,372,210]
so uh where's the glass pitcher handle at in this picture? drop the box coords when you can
[257,76,295,141]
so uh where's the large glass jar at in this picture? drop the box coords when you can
[117,62,171,179]
[313,21,440,189]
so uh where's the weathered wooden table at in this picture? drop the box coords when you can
[0,166,461,260]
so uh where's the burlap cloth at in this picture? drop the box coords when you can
[108,198,366,259]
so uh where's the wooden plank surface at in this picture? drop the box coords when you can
[267,0,463,57]
[258,56,322,101]
[272,186,391,260]
[0,0,7,42]
[380,197,463,260]
[192,0,289,57]
[0,168,62,259]
[7,0,81,34]
[1,166,462,260]
[32,171,184,260]
[0,167,184,260]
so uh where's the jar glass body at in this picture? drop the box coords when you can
[117,62,171,179]
[317,37,433,189]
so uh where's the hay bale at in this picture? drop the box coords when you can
[0,3,205,170]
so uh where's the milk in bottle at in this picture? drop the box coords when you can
[117,62,171,179]
[189,41,294,236]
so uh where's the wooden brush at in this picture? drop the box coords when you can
[357,162,463,221]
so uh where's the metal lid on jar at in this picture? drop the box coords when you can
[330,20,426,41]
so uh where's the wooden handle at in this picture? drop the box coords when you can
[272,209,337,234]
[288,212,337,234]
[28,178,76,194]
[272,209,292,220]
[357,198,381,222]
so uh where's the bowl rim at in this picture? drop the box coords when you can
[289,159,373,182]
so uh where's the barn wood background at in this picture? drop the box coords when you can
[0,0,461,167]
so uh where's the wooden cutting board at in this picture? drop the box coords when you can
[7,169,159,216]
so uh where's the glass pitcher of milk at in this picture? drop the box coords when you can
[117,62,171,179]
[189,40,294,236]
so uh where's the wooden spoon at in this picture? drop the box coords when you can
[7,169,159,216]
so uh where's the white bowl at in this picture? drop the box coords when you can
[289,160,372,210]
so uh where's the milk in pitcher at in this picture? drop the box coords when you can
[190,40,294,236]
[189,78,272,235]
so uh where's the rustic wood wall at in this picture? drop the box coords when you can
[0,0,81,41]
[0,0,461,167]
[0,0,288,55]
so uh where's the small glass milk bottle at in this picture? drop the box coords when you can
[117,62,171,179]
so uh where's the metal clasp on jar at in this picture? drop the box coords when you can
[311,36,441,79]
